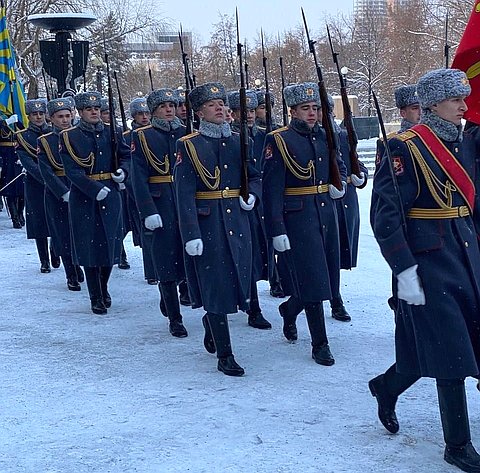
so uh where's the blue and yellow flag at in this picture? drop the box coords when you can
[0,5,28,126]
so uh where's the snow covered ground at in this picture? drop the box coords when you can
[1,181,478,473]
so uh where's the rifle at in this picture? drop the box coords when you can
[244,40,250,89]
[235,8,249,202]
[372,89,407,232]
[103,35,119,171]
[278,45,288,126]
[113,70,128,132]
[301,8,342,190]
[179,25,194,134]
[260,30,273,133]
[444,9,450,68]
[326,25,361,178]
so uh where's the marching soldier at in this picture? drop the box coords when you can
[38,98,83,290]
[174,82,262,376]
[16,99,54,273]
[123,97,157,285]
[262,82,347,366]
[228,90,271,330]
[370,69,480,472]
[59,91,130,315]
[174,89,188,125]
[131,88,188,338]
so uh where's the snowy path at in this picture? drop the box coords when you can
[0,182,477,473]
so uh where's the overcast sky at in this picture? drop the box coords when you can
[157,0,354,44]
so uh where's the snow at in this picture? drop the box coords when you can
[1,182,477,473]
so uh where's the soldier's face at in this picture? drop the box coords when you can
[100,110,110,123]
[224,107,233,124]
[79,106,100,124]
[256,104,266,121]
[290,102,319,128]
[431,97,467,126]
[51,110,72,130]
[400,104,420,124]
[134,111,150,126]
[198,99,225,124]
[29,111,46,127]
[246,109,256,126]
[153,101,176,121]
[176,103,187,120]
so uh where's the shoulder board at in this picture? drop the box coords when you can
[395,130,416,142]
[136,124,152,133]
[39,131,54,139]
[60,125,77,134]
[122,129,131,136]
[378,131,397,143]
[14,128,27,136]
[179,131,200,142]
[269,126,289,136]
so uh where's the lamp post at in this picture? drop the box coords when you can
[254,78,262,90]
[340,66,348,89]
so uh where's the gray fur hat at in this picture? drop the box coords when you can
[25,98,47,115]
[394,85,418,109]
[147,88,178,113]
[255,90,275,108]
[129,97,149,117]
[74,92,102,110]
[174,89,187,104]
[100,98,115,113]
[227,90,258,111]
[284,82,320,107]
[416,68,471,109]
[327,94,335,112]
[47,98,73,117]
[189,82,226,111]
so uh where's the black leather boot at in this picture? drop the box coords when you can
[36,238,51,273]
[118,245,130,269]
[50,245,61,268]
[158,286,167,317]
[76,266,85,283]
[207,313,244,376]
[178,279,191,306]
[305,302,335,366]
[438,379,480,472]
[6,197,21,228]
[369,364,419,434]
[247,282,271,329]
[17,197,25,226]
[202,314,216,354]
[269,281,285,298]
[159,281,188,338]
[85,267,107,314]
[330,295,351,322]
[99,266,113,308]
[278,296,303,342]
[64,258,81,291]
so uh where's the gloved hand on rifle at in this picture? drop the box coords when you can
[144,214,163,231]
[239,193,256,211]
[328,181,346,199]
[350,172,366,187]
[112,168,126,183]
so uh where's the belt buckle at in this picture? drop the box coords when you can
[317,185,322,193]
[222,189,229,198]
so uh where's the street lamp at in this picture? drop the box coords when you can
[92,57,103,94]
[340,66,348,88]
[254,78,262,90]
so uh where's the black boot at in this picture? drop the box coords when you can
[76,266,85,283]
[118,245,130,269]
[369,364,419,434]
[178,279,191,306]
[159,281,188,338]
[63,257,80,291]
[202,314,216,354]
[158,287,167,317]
[6,197,21,228]
[247,282,272,329]
[269,281,285,298]
[331,295,351,322]
[207,313,244,376]
[17,197,25,226]
[36,238,51,273]
[50,244,61,268]
[438,379,480,472]
[85,267,107,314]
[99,266,113,308]
[305,302,335,366]
[278,296,303,342]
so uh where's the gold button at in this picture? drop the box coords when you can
[224,164,228,169]
[465,241,469,247]
[226,208,231,213]
[319,180,323,184]
[96,134,100,138]
[455,147,459,152]
[229,230,233,235]
[222,189,229,198]
[225,186,229,190]
[99,151,102,155]
[222,142,226,147]
[312,137,316,141]
[321,202,325,207]
[101,206,106,210]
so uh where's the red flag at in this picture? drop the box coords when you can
[452,0,480,124]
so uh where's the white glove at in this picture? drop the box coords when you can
[112,168,125,183]
[239,193,256,211]
[350,172,366,187]
[5,114,18,126]
[397,264,426,305]
[144,213,163,230]
[61,191,70,202]
[272,234,291,252]
[185,238,203,256]
[96,186,111,201]
[329,181,346,199]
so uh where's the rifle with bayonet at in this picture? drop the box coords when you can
[103,36,119,171]
[235,8,250,202]
[260,30,273,134]
[326,25,361,178]
[113,70,128,132]
[301,8,342,190]
[444,9,450,68]
[278,38,288,127]
[179,25,194,134]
